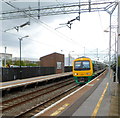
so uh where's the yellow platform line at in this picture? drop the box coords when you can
[50,103,69,116]
[91,82,109,118]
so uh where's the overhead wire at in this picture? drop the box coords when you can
[2,0,117,56]
[2,1,70,51]
[95,0,109,53]
[94,0,112,61]
[2,0,84,52]
[54,0,84,48]
[2,28,70,52]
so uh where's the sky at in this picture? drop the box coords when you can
[0,0,118,62]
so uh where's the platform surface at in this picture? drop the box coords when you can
[72,70,120,117]
[30,70,120,117]
[0,72,72,90]
[34,69,108,117]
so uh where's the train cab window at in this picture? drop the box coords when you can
[74,61,90,70]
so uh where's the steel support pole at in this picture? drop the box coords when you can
[68,53,70,66]
[19,38,22,68]
[108,13,112,95]
[117,1,120,83]
[4,46,7,67]
[18,35,29,79]
[68,51,74,66]
[96,48,98,61]
[114,32,117,82]
[19,38,22,79]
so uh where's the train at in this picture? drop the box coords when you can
[72,56,106,84]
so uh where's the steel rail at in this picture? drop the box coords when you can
[2,78,74,112]
[14,84,80,118]
[2,78,73,104]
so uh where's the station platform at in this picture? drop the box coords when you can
[63,70,120,117]
[0,72,72,90]
[71,70,120,117]
[35,69,120,117]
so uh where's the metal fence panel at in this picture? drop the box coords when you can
[1,66,72,82]
[1,67,56,82]
[64,66,72,72]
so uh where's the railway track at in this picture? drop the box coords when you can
[15,84,79,117]
[2,77,80,117]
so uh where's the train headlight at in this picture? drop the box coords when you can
[86,73,90,75]
[74,73,78,75]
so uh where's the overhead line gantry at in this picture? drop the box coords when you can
[0,1,118,20]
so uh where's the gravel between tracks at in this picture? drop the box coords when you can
[2,78,76,117]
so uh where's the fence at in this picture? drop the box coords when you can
[1,66,72,82]
[1,67,55,82]
[64,66,72,72]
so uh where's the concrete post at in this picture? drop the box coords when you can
[117,1,120,83]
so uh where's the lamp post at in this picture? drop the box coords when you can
[68,51,74,66]
[96,48,99,61]
[18,35,29,79]
[104,15,112,95]
[18,35,29,68]
[104,30,117,82]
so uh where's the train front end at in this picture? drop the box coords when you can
[73,57,93,84]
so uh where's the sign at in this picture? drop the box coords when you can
[57,62,62,69]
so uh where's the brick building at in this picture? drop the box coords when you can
[40,52,64,73]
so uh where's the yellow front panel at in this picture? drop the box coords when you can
[72,57,93,77]
[73,70,92,77]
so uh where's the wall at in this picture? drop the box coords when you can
[1,67,55,82]
[40,53,64,73]
[1,66,72,82]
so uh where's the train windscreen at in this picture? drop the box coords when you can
[74,61,90,70]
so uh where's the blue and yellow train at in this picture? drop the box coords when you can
[72,56,106,84]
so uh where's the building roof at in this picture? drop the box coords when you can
[39,52,64,60]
